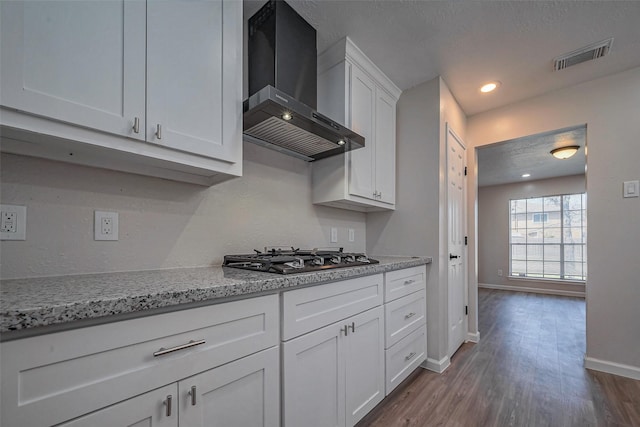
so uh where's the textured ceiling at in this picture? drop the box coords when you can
[477,126,586,187]
[244,0,640,116]
[243,1,634,185]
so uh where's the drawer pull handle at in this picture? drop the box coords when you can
[405,312,416,320]
[341,325,349,336]
[405,352,417,362]
[349,321,356,333]
[189,385,197,406]
[132,117,140,134]
[155,123,163,140]
[153,339,206,357]
[164,395,172,417]
[403,279,415,285]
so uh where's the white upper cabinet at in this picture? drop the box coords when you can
[313,37,401,212]
[0,0,242,186]
[146,0,239,162]
[0,1,147,139]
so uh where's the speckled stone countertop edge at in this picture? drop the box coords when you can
[0,256,431,334]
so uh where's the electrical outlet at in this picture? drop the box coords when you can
[498,269,503,277]
[95,211,119,241]
[330,227,338,243]
[348,228,355,242]
[0,204,26,240]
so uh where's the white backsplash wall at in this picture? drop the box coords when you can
[0,142,366,279]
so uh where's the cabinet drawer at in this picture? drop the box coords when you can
[384,265,426,302]
[385,289,426,348]
[0,294,278,427]
[385,325,426,396]
[282,274,383,341]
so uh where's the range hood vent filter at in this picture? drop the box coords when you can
[246,117,343,158]
[553,38,613,71]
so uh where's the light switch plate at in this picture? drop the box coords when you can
[623,180,639,198]
[0,204,26,240]
[330,227,338,243]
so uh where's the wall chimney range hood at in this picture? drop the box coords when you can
[243,0,364,161]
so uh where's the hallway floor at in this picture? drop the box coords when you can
[357,289,640,427]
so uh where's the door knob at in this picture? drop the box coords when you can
[449,254,459,259]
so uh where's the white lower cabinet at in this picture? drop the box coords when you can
[178,346,280,427]
[0,294,279,427]
[383,266,428,396]
[57,384,178,427]
[56,347,279,427]
[283,306,384,427]
[282,274,385,427]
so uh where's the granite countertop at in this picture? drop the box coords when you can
[0,256,431,335]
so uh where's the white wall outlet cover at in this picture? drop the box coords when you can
[0,204,26,240]
[348,228,355,242]
[94,211,119,241]
[623,180,639,198]
[330,227,338,243]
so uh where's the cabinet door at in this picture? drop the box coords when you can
[283,322,345,427]
[348,64,376,200]
[374,89,396,205]
[344,306,385,427]
[146,0,241,162]
[56,384,178,427]
[179,347,279,427]
[0,0,146,140]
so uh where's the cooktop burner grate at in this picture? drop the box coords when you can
[223,247,378,274]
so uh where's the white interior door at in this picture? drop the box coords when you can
[447,124,467,357]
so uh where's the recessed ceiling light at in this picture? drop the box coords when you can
[337,140,346,146]
[522,173,531,178]
[282,112,292,121]
[480,81,501,93]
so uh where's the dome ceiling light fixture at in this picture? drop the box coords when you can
[550,145,580,159]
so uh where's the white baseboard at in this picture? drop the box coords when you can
[479,282,585,298]
[421,356,450,373]
[466,331,480,343]
[584,356,640,380]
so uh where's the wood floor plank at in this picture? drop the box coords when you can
[357,289,640,427]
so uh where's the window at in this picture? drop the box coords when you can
[510,193,586,281]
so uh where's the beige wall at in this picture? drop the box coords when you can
[478,174,586,295]
[468,66,640,373]
[0,142,366,279]
[367,77,468,368]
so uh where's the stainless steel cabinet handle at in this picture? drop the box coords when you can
[164,395,172,417]
[403,279,415,286]
[405,312,416,320]
[189,386,197,406]
[132,117,140,134]
[349,321,356,333]
[155,124,162,140]
[341,325,349,336]
[153,339,205,357]
[378,191,382,199]
[405,352,416,362]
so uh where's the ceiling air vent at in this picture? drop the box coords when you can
[553,38,614,71]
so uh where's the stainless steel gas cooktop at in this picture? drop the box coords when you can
[222,247,378,275]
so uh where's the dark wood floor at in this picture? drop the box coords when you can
[357,289,640,427]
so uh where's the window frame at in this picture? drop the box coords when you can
[509,192,587,282]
